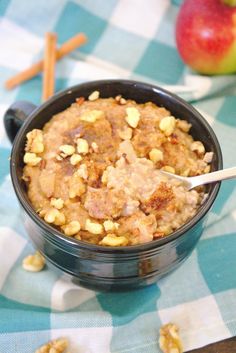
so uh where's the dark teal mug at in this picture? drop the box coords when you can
[4,80,222,291]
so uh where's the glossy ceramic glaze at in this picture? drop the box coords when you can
[4,80,222,291]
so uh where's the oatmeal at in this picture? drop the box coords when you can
[22,92,212,246]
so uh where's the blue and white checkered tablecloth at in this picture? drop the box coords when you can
[1,1,236,352]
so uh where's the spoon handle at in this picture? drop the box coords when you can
[190,166,236,188]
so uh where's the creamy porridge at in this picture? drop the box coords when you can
[22,92,213,246]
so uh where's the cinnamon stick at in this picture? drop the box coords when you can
[42,32,57,101]
[5,33,87,90]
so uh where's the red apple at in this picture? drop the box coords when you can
[176,0,236,74]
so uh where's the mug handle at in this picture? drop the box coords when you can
[4,101,37,143]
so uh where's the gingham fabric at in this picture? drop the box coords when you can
[1,1,236,352]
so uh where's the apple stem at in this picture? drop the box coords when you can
[222,0,236,6]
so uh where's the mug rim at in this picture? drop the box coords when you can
[10,79,223,254]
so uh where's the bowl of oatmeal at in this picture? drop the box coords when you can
[4,80,222,290]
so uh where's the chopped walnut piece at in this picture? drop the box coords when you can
[63,221,81,236]
[80,109,104,123]
[59,145,75,156]
[191,141,205,155]
[24,152,42,166]
[159,116,176,136]
[22,251,45,272]
[161,166,175,174]
[115,95,127,105]
[177,119,191,132]
[120,97,127,105]
[50,198,64,210]
[88,90,100,101]
[159,323,183,353]
[59,153,67,159]
[99,233,128,246]
[115,95,122,102]
[35,337,69,353]
[77,163,88,180]
[103,220,119,232]
[149,148,163,163]
[56,155,63,161]
[70,153,82,165]
[203,151,213,163]
[85,219,103,234]
[117,95,126,103]
[76,138,89,154]
[44,208,66,226]
[26,129,44,153]
[125,107,140,128]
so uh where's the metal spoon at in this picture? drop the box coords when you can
[160,166,236,190]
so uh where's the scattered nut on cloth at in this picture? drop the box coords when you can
[159,323,183,353]
[35,338,69,353]
[22,251,46,272]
